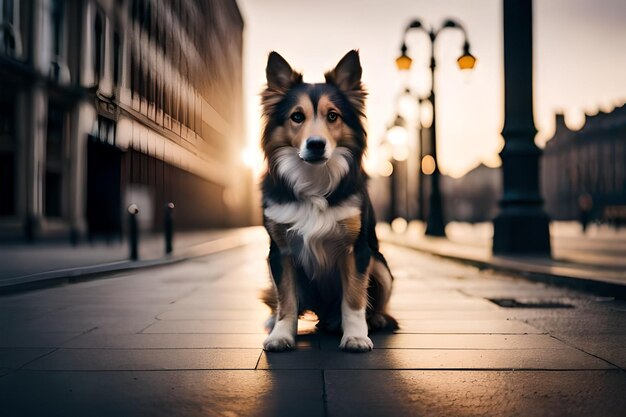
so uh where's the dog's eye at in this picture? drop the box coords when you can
[327,111,339,123]
[290,112,305,123]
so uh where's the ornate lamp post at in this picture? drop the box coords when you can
[396,18,476,237]
[493,0,551,255]
[385,115,409,222]
[397,88,430,222]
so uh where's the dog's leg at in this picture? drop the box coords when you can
[338,251,373,352]
[263,249,298,352]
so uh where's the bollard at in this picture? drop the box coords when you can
[164,202,175,255]
[127,204,139,261]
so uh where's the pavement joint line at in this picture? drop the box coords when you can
[321,370,330,417]
[135,322,159,335]
[130,332,551,335]
[546,333,626,372]
[255,367,623,373]
[7,368,624,373]
[57,326,100,348]
[257,367,618,371]
[9,368,266,373]
[17,346,588,351]
[9,347,60,376]
[41,347,267,350]
[254,349,264,370]
[167,286,202,306]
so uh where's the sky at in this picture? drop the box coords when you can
[237,0,626,178]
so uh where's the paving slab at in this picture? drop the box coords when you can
[0,348,55,369]
[0,331,84,348]
[544,334,626,370]
[459,286,585,299]
[63,331,317,349]
[0,370,325,417]
[395,319,542,334]
[525,314,626,335]
[325,370,626,417]
[321,333,570,350]
[141,318,318,335]
[0,305,66,324]
[388,298,498,311]
[258,347,613,370]
[1,235,625,416]
[23,348,262,371]
[387,309,569,321]
[156,308,270,320]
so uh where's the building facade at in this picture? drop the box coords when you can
[441,164,501,223]
[542,106,626,221]
[0,0,251,241]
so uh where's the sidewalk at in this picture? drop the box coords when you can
[0,227,267,291]
[379,221,626,297]
[2,221,624,297]
[1,236,624,416]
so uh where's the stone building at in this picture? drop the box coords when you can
[0,0,250,241]
[542,105,626,221]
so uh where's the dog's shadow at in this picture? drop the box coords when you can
[259,323,401,415]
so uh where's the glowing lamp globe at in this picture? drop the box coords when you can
[457,53,476,70]
[457,43,476,70]
[387,125,408,146]
[395,53,412,71]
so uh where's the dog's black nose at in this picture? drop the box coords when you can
[306,137,326,152]
[301,137,327,163]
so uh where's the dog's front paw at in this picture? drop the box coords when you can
[263,334,295,352]
[339,335,373,352]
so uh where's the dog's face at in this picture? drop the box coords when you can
[261,50,367,170]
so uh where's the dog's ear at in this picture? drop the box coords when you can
[325,50,363,92]
[325,50,367,118]
[266,51,302,92]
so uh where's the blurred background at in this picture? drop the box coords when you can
[0,0,625,273]
[0,0,250,243]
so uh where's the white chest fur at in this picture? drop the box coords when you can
[264,195,362,276]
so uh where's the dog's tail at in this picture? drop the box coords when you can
[367,255,399,331]
[260,287,277,311]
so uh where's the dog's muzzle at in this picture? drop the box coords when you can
[300,137,327,163]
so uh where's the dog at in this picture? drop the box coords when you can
[260,50,397,353]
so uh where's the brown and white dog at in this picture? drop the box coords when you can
[260,50,397,352]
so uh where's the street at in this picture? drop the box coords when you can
[1,234,625,417]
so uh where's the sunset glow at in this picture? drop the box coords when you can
[238,0,626,179]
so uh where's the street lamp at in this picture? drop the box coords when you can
[395,18,476,237]
[397,88,432,222]
[385,115,409,223]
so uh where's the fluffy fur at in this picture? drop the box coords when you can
[260,50,397,353]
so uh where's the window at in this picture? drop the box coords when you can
[0,0,14,23]
[96,116,116,145]
[130,55,136,96]
[94,12,104,84]
[50,0,64,58]
[0,92,15,215]
[45,105,66,218]
[0,0,23,58]
[49,0,67,81]
[113,32,120,88]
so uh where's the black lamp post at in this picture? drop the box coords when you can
[493,0,551,255]
[396,18,476,237]
[395,88,428,222]
[386,114,409,222]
